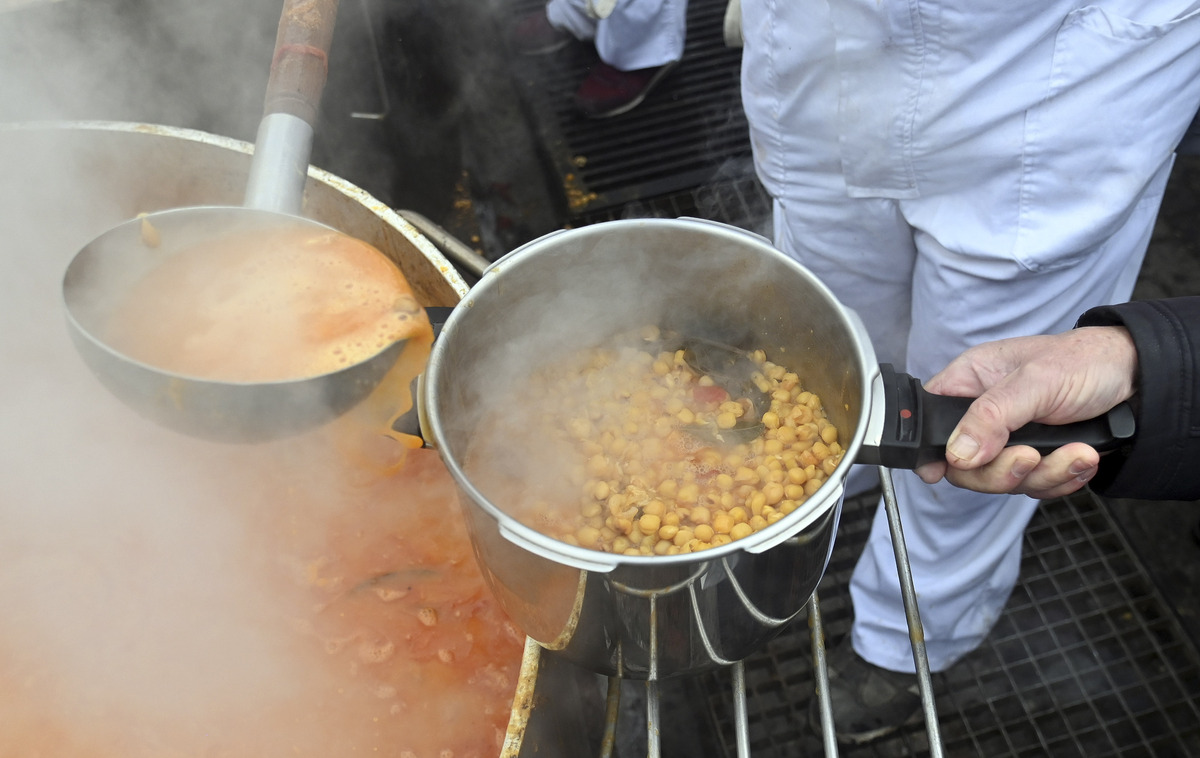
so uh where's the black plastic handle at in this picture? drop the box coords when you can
[390,306,454,439]
[856,363,1137,469]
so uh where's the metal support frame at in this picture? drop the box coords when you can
[598,467,946,756]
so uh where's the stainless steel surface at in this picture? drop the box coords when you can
[397,208,492,278]
[243,112,314,213]
[425,217,876,678]
[732,661,751,757]
[878,468,943,757]
[809,593,838,757]
[647,679,662,758]
[601,676,620,758]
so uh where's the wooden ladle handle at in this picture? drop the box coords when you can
[262,0,340,125]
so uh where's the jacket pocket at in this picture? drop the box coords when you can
[1014,4,1200,272]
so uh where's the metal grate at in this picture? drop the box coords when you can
[573,171,772,233]
[692,490,1200,757]
[506,0,752,218]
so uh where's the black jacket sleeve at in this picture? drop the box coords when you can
[1076,296,1200,501]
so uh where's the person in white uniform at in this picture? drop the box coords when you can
[510,0,688,118]
[737,0,1200,744]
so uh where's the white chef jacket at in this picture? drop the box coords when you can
[546,0,688,71]
[740,0,1200,673]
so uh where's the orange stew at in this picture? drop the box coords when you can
[0,442,525,758]
[105,226,425,382]
[251,444,528,758]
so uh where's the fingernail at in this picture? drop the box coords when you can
[1070,460,1096,481]
[946,432,980,463]
[1011,457,1036,479]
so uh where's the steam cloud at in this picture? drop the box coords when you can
[0,1,491,753]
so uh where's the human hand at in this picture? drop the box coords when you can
[914,326,1137,499]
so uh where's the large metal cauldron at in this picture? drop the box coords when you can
[423,218,879,678]
[0,121,612,757]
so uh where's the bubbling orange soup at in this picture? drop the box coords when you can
[0,442,526,758]
[104,225,424,382]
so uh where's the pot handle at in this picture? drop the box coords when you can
[392,306,454,443]
[855,363,1137,469]
[497,524,622,573]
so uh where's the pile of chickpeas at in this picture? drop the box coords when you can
[513,326,845,556]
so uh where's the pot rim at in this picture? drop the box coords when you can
[0,119,472,303]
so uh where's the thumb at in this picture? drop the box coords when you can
[944,379,1048,470]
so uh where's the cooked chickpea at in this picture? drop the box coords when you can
[730,522,753,540]
[498,327,844,555]
[734,466,758,484]
[712,511,734,535]
[639,514,662,534]
[761,482,784,506]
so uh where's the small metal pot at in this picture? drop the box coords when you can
[422,217,877,678]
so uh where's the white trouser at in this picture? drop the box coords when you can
[772,161,1167,671]
[742,0,1200,673]
[546,0,688,70]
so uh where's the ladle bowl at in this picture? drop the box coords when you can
[61,206,408,443]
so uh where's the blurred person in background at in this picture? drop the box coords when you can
[509,0,687,118]
[734,0,1200,744]
[915,296,1200,503]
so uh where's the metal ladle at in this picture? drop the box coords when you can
[59,0,411,444]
